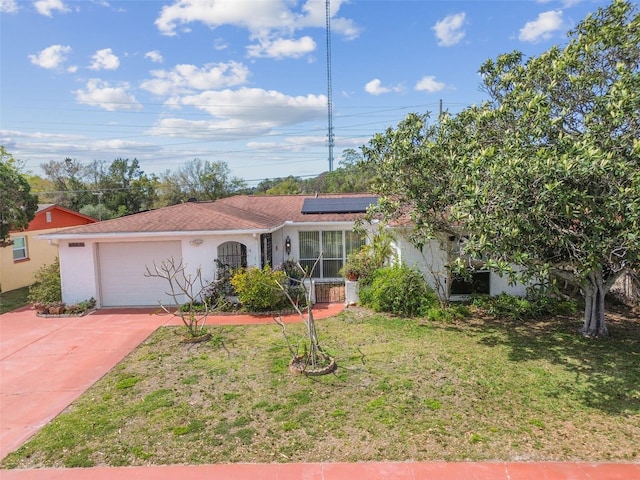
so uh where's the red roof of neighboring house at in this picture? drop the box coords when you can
[21,204,97,232]
[48,194,377,236]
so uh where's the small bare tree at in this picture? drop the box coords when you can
[145,258,219,340]
[274,255,336,376]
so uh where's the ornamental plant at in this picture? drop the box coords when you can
[28,258,62,306]
[230,265,288,312]
[359,263,438,317]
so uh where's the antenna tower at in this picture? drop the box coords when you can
[325,0,334,172]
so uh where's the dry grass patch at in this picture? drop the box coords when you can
[2,306,639,468]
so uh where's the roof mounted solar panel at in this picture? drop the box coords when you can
[301,196,377,214]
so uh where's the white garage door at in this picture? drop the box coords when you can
[98,241,182,307]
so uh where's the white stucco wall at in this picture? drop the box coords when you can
[181,234,262,282]
[489,270,530,297]
[393,231,449,299]
[59,240,99,305]
[391,228,528,299]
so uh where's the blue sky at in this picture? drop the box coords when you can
[1,0,607,186]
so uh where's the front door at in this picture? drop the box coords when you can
[260,233,272,268]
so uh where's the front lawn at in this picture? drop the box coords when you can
[2,306,639,468]
[0,287,30,314]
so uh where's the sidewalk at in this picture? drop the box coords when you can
[1,461,637,479]
[1,305,638,479]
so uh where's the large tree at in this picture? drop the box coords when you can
[0,147,39,247]
[40,158,91,211]
[363,0,639,336]
[100,158,158,216]
[158,158,246,205]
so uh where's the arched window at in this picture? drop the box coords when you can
[217,241,247,294]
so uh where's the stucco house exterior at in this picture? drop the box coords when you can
[39,194,525,308]
[0,204,97,293]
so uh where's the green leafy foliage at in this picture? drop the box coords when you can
[363,1,640,335]
[359,264,438,317]
[425,303,471,323]
[28,259,62,305]
[230,265,288,312]
[157,158,247,205]
[0,147,38,246]
[472,293,578,321]
[339,249,373,281]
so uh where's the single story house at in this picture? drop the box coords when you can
[0,204,97,293]
[39,194,525,308]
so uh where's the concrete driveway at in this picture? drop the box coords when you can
[0,307,169,459]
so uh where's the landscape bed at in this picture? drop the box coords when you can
[2,306,639,468]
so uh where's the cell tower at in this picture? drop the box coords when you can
[325,0,334,172]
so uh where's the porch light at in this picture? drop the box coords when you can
[285,236,291,255]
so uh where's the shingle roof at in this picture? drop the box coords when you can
[52,194,377,236]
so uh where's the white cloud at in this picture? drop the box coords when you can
[147,87,326,140]
[0,0,19,13]
[365,79,390,96]
[519,10,564,43]
[415,75,446,93]
[34,0,69,16]
[299,0,360,40]
[89,48,120,70]
[180,88,325,121]
[213,38,228,51]
[248,135,323,152]
[28,44,72,69]
[432,12,466,47]
[148,118,274,140]
[247,35,316,59]
[140,61,250,96]
[154,0,360,41]
[75,79,142,111]
[364,79,404,96]
[145,50,164,63]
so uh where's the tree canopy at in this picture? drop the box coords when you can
[157,158,247,205]
[363,0,640,336]
[0,147,39,247]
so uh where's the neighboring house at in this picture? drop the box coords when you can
[0,204,97,293]
[39,194,525,308]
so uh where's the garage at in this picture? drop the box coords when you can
[98,241,182,307]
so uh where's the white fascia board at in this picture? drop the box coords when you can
[37,229,271,241]
[37,220,362,241]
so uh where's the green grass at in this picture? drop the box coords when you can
[0,286,30,314]
[2,306,639,468]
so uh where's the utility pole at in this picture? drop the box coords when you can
[326,0,334,172]
[92,191,104,221]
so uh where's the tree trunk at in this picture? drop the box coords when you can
[305,303,323,367]
[581,269,609,337]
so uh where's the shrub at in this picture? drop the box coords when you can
[279,258,304,280]
[202,280,238,312]
[230,265,288,312]
[425,304,471,322]
[472,292,577,320]
[359,263,438,317]
[28,258,62,305]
